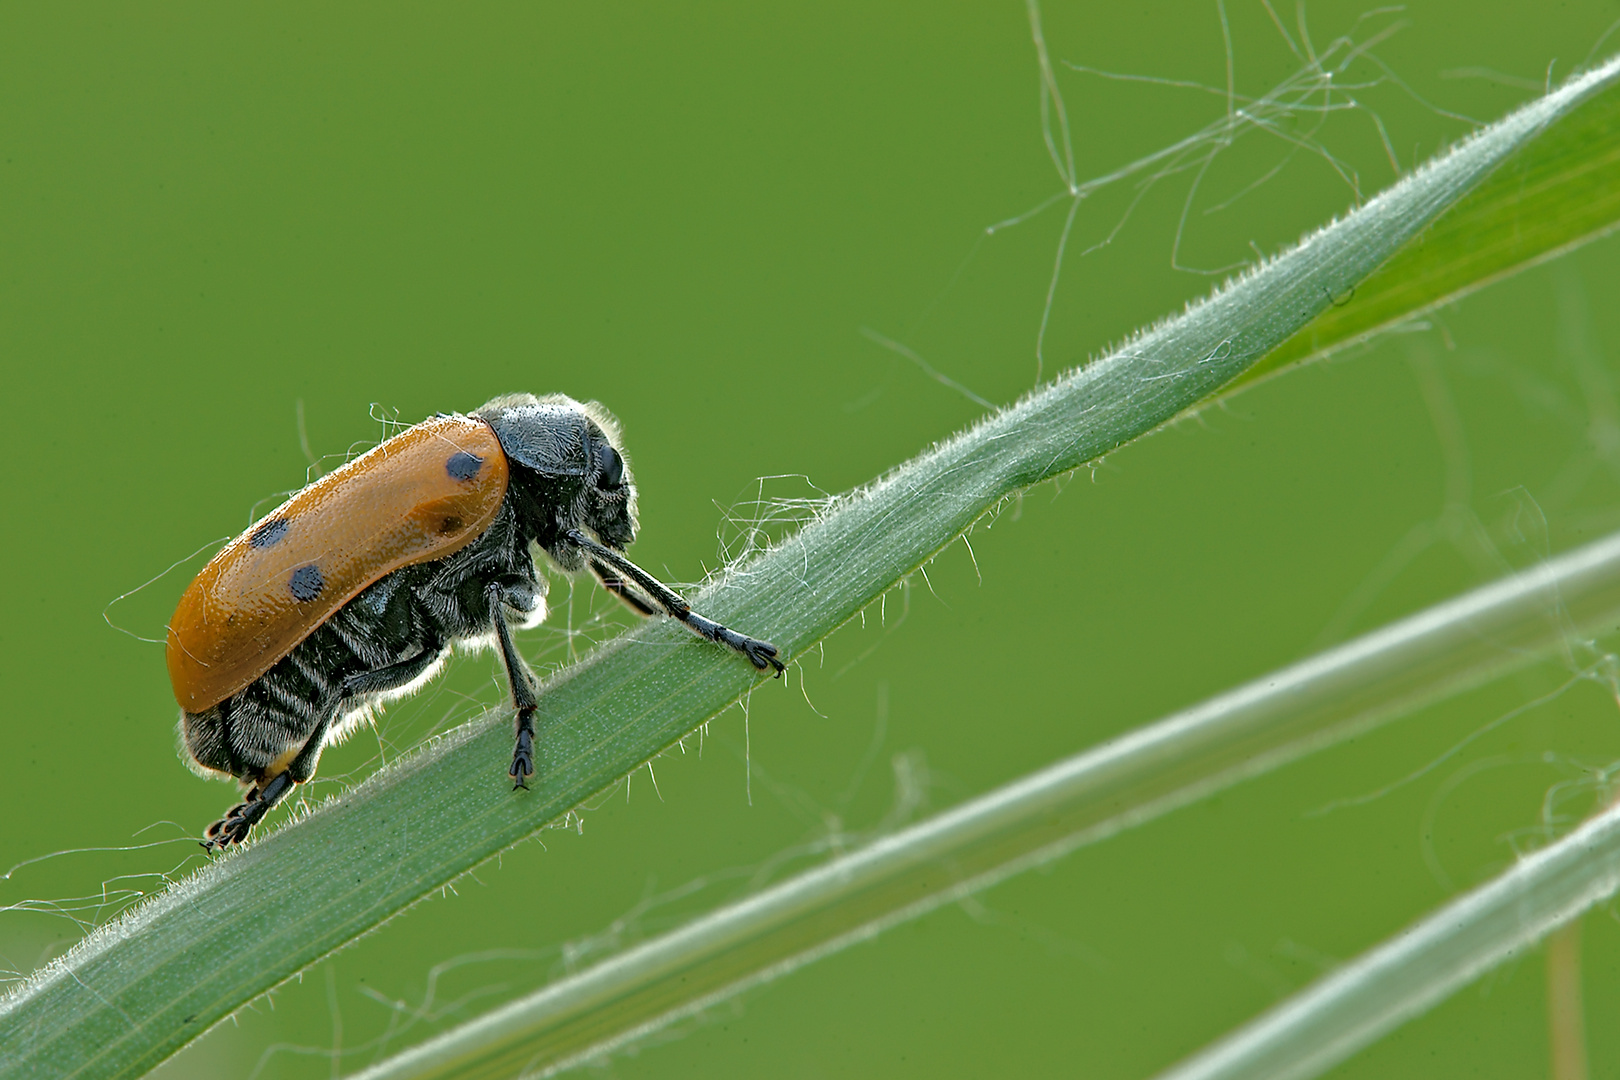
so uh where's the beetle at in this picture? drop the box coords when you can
[167,392,783,851]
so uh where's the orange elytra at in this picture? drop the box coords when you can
[166,414,509,713]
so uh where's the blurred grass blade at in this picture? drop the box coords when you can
[1154,803,1620,1080]
[1232,59,1620,392]
[345,529,1620,1080]
[4,57,1620,1080]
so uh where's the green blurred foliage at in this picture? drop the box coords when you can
[3,2,1620,1077]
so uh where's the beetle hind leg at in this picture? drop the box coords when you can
[202,771,295,852]
[200,704,338,853]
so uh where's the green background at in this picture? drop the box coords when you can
[4,2,1620,1077]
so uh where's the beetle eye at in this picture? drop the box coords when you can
[596,444,625,489]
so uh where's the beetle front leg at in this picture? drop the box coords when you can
[589,559,658,616]
[487,582,540,787]
[567,529,785,674]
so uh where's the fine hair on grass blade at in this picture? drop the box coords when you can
[1233,58,1620,392]
[3,55,1620,1080]
[343,528,1620,1080]
[1152,801,1620,1080]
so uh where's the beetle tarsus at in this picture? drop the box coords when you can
[683,611,786,674]
[748,638,786,676]
[510,719,536,788]
[201,772,295,852]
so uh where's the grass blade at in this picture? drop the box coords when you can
[346,528,1620,1080]
[1153,803,1620,1080]
[1231,58,1620,391]
[3,56,1618,1080]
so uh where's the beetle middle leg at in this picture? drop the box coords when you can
[487,582,540,788]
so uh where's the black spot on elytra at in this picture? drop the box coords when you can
[288,564,324,602]
[446,451,483,481]
[249,518,289,548]
[438,515,464,535]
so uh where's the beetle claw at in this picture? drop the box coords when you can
[753,640,785,674]
[509,734,535,790]
[201,804,252,853]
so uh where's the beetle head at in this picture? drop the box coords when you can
[474,393,639,568]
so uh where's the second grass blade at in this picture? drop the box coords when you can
[347,527,1620,1080]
